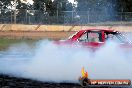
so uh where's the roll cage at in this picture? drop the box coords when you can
[70,29,131,44]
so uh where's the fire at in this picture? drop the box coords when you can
[81,67,88,78]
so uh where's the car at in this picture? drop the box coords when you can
[55,29,132,50]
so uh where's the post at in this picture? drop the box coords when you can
[87,11,89,24]
[57,4,58,23]
[14,0,17,24]
[11,10,12,23]
[72,11,74,23]
[26,9,27,23]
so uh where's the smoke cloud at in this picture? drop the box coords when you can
[0,40,132,83]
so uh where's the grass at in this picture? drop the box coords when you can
[0,38,38,50]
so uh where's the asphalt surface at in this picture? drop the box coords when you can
[0,74,129,88]
[0,74,81,88]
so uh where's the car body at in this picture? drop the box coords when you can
[55,29,132,50]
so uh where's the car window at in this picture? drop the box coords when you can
[105,33,128,43]
[78,32,88,42]
[78,31,102,42]
[88,32,102,42]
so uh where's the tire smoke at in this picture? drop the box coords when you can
[0,40,132,83]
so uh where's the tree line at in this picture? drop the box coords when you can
[0,0,132,24]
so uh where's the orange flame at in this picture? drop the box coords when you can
[81,67,88,78]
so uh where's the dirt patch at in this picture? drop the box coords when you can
[1,24,132,32]
[0,31,76,40]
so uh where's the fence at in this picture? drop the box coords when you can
[0,9,132,25]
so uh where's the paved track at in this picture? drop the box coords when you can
[0,74,82,88]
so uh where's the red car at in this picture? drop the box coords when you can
[56,29,132,49]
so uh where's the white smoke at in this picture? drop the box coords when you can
[124,32,132,41]
[0,40,132,83]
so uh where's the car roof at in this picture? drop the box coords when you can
[79,28,117,33]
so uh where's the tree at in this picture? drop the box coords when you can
[74,0,117,23]
[0,0,14,23]
[33,0,73,16]
[0,0,13,9]
[117,0,132,12]
[32,0,73,24]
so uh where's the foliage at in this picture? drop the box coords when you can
[0,0,132,23]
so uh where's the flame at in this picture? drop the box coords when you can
[81,67,88,78]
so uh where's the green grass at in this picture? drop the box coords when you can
[0,38,38,50]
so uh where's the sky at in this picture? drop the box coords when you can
[20,0,34,5]
[68,0,75,4]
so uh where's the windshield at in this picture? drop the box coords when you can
[105,32,131,44]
